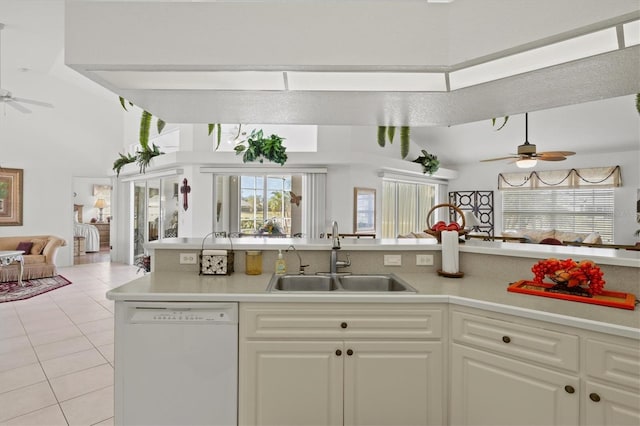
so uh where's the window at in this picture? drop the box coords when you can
[382,180,438,238]
[502,188,614,243]
[240,175,292,235]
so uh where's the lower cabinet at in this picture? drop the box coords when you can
[450,307,640,426]
[239,303,444,426]
[450,343,579,426]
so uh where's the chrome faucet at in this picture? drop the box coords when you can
[331,220,340,249]
[286,245,309,275]
[330,221,351,274]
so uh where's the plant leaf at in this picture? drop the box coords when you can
[217,123,222,149]
[387,126,396,144]
[156,118,166,134]
[119,96,128,111]
[139,111,152,151]
[377,126,386,147]
[493,116,509,131]
[400,126,410,159]
[208,123,216,136]
[636,93,640,115]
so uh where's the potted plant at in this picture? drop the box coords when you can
[234,129,288,166]
[412,149,440,175]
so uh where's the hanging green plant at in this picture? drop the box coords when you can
[112,152,137,177]
[491,116,509,131]
[377,125,409,158]
[136,144,164,174]
[377,126,386,147]
[412,149,440,175]
[234,129,287,166]
[400,126,410,159]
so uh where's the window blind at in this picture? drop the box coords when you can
[502,188,614,243]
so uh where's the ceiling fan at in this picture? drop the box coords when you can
[0,23,54,114]
[481,112,575,168]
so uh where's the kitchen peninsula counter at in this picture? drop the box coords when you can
[107,270,640,339]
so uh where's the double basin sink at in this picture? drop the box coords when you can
[267,273,417,293]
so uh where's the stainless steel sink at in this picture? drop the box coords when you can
[269,275,339,291]
[267,273,416,293]
[338,274,415,292]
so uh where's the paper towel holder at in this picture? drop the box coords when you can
[437,269,464,278]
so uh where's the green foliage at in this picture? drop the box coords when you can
[636,94,640,115]
[139,110,152,150]
[136,144,164,174]
[491,116,509,131]
[112,152,137,177]
[156,118,166,134]
[377,126,386,147]
[0,181,7,199]
[208,123,223,150]
[387,126,396,143]
[412,149,440,175]
[400,126,410,159]
[378,125,409,158]
[234,129,288,166]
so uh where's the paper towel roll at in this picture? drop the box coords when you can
[202,249,227,256]
[441,231,459,274]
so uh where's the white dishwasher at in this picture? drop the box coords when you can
[114,302,238,426]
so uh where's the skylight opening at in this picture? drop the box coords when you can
[449,28,619,90]
[93,71,286,91]
[286,72,447,92]
[623,20,640,47]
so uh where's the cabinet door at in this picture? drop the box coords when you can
[343,341,443,426]
[450,344,579,426]
[239,340,343,426]
[585,381,640,426]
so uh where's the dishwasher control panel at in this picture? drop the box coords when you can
[130,308,233,324]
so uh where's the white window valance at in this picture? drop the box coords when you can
[498,166,621,190]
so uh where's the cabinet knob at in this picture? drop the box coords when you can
[335,349,342,356]
[341,322,348,329]
[589,393,601,402]
[502,336,511,344]
[347,349,354,356]
[564,385,575,394]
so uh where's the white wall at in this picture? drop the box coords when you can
[448,149,640,245]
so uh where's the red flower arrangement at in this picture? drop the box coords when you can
[531,258,605,296]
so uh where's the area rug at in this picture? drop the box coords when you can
[0,275,72,303]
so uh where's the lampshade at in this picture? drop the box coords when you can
[463,211,483,229]
[516,158,537,168]
[94,198,107,209]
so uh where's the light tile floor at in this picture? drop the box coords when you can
[0,262,141,425]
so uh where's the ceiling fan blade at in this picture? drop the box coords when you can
[12,97,54,108]
[6,100,32,113]
[538,150,575,157]
[480,156,518,162]
[538,156,567,161]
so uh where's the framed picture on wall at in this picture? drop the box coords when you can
[354,187,376,233]
[0,168,24,226]
[93,184,112,197]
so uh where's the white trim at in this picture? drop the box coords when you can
[200,167,327,174]
[120,168,183,182]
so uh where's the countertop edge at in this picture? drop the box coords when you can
[106,289,640,340]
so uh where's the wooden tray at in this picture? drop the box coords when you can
[437,269,464,278]
[507,280,636,310]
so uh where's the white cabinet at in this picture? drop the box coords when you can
[584,337,640,426]
[450,307,640,426]
[239,303,445,426]
[451,343,579,426]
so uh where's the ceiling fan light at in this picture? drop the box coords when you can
[516,158,537,168]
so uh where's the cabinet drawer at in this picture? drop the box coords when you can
[241,303,442,339]
[451,310,579,372]
[585,338,640,390]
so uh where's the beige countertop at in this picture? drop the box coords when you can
[106,270,640,340]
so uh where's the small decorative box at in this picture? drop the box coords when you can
[199,233,234,275]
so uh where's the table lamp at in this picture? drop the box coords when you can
[94,198,107,222]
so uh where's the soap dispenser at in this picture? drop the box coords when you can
[275,249,287,275]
